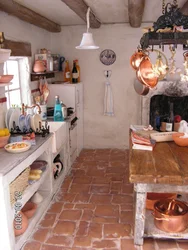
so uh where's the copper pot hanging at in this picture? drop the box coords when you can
[130,49,147,71]
[153,199,188,233]
[134,79,149,96]
[138,56,158,88]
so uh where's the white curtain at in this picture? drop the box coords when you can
[19,57,32,106]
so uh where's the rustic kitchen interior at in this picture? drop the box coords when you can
[1,0,188,249]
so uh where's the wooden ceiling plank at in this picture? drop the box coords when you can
[61,0,101,28]
[4,39,31,57]
[128,0,145,28]
[0,0,61,33]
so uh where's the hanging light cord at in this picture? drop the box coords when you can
[86,7,90,33]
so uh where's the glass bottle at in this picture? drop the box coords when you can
[74,59,80,82]
[53,95,64,121]
[72,61,78,83]
[166,103,174,132]
[64,60,71,83]
[47,50,53,72]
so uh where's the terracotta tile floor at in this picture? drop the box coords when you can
[22,149,187,250]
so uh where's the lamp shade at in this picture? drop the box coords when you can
[76,32,99,50]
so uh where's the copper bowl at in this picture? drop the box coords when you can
[139,57,158,88]
[153,199,188,233]
[172,132,188,147]
[146,193,177,210]
[130,50,147,71]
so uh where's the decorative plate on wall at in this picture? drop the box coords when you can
[100,49,116,66]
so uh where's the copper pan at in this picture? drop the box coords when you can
[130,50,148,71]
[134,79,149,96]
[153,199,188,233]
[139,56,158,88]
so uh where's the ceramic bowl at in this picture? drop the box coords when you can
[30,192,43,204]
[172,132,188,146]
[21,202,37,218]
[14,211,28,236]
[0,75,14,83]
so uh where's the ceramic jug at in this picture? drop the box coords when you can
[33,60,45,73]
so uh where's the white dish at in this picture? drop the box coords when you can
[25,114,31,131]
[9,108,21,130]
[4,141,31,153]
[34,114,42,131]
[30,115,36,131]
[19,114,26,132]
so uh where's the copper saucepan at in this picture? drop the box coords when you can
[153,199,188,233]
[130,49,148,71]
[133,79,149,96]
[138,56,158,88]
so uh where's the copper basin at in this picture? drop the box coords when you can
[153,199,188,233]
[139,57,158,88]
[130,50,147,71]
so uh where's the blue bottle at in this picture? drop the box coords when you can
[53,95,64,121]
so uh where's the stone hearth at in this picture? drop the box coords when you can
[141,80,188,126]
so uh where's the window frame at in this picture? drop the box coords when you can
[4,58,23,108]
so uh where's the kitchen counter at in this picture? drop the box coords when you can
[0,134,52,180]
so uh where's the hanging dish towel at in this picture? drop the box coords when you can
[104,79,114,116]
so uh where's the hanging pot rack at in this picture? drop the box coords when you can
[140,0,188,50]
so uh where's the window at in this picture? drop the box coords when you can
[4,57,32,109]
[4,59,22,108]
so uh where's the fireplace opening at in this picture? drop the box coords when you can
[149,95,188,130]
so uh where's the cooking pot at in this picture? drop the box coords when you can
[153,199,188,233]
[130,49,147,71]
[33,60,45,73]
[133,79,149,96]
[138,56,158,88]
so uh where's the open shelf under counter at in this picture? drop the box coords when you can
[15,190,52,250]
[53,167,67,195]
[11,167,51,212]
[144,194,188,240]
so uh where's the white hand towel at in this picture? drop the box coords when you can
[104,80,114,116]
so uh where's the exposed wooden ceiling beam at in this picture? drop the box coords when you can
[180,0,188,15]
[128,0,145,28]
[0,0,61,33]
[61,0,101,28]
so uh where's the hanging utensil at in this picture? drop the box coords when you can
[134,79,149,96]
[130,49,148,71]
[43,88,50,104]
[138,56,159,88]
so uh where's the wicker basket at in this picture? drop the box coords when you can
[9,167,30,205]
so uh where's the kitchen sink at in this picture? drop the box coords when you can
[44,121,67,154]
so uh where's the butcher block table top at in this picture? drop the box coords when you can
[129,141,188,185]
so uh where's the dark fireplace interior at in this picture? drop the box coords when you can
[149,95,188,130]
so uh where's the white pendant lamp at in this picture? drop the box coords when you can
[76,7,99,50]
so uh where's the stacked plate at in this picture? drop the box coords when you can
[5,108,42,132]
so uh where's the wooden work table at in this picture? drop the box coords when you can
[129,140,188,245]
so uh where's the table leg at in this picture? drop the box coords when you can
[134,190,147,245]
